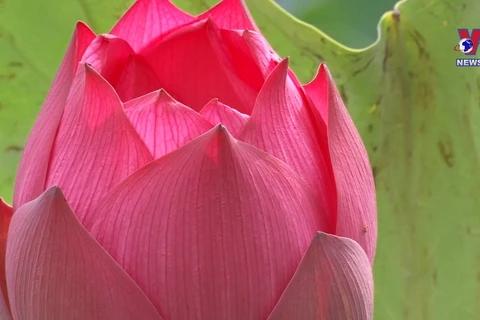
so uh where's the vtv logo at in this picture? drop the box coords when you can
[457,29,480,55]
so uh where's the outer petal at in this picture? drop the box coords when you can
[0,200,12,319]
[113,54,161,101]
[13,22,95,210]
[305,65,377,263]
[198,0,258,31]
[239,59,337,233]
[81,34,134,85]
[87,125,327,320]
[110,0,194,52]
[199,98,249,137]
[6,187,162,320]
[141,18,257,114]
[45,64,153,224]
[267,232,374,320]
[124,89,213,158]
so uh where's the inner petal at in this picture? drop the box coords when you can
[139,18,259,114]
[199,99,250,138]
[124,89,213,159]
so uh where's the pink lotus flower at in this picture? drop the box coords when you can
[0,0,376,319]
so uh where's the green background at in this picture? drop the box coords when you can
[1,0,479,319]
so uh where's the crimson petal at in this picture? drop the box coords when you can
[141,18,257,114]
[305,65,377,263]
[113,54,161,101]
[124,89,213,158]
[13,22,95,209]
[110,0,195,52]
[267,232,374,319]
[6,187,162,320]
[87,125,325,320]
[220,29,276,91]
[44,64,153,224]
[241,30,280,77]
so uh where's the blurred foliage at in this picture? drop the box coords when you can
[1,0,479,319]
[276,0,398,48]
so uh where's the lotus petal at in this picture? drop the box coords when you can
[241,30,280,77]
[268,232,374,319]
[199,98,249,137]
[6,187,162,320]
[124,89,213,158]
[87,125,326,320]
[13,23,95,209]
[219,29,276,91]
[305,65,377,263]
[45,64,153,224]
[81,34,134,85]
[240,59,337,232]
[141,18,257,114]
[113,54,162,101]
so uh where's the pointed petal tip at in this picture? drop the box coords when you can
[99,33,117,41]
[32,187,68,211]
[44,186,64,199]
[75,20,93,33]
[75,20,85,27]
[201,97,221,109]
[214,123,230,135]
[200,98,248,118]
[198,0,258,31]
[253,57,290,100]
[75,20,88,29]
[156,88,175,101]
[81,63,105,81]
[81,62,116,88]
[201,123,235,145]
[82,62,94,73]
[319,63,332,81]
[199,99,249,137]
[73,22,96,46]
[315,231,362,247]
[279,56,289,66]
[305,63,330,87]
[270,58,289,77]
[138,88,188,109]
[202,15,220,31]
